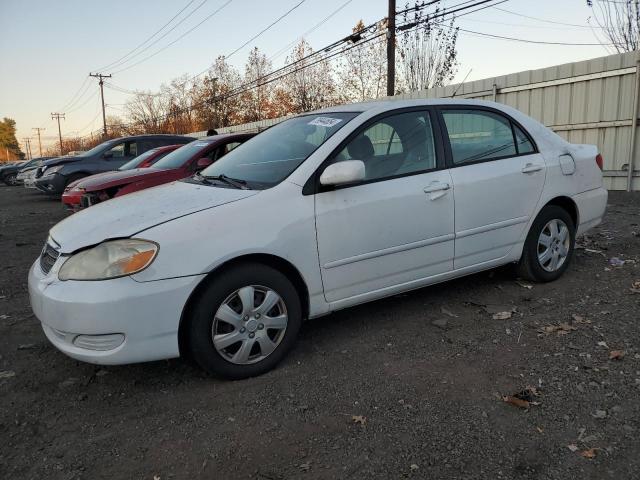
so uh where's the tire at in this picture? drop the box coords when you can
[3,173,18,186]
[517,205,576,282]
[186,263,302,380]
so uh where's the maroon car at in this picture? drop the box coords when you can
[68,133,253,210]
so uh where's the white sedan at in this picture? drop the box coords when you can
[29,99,607,379]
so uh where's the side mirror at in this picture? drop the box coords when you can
[196,157,213,169]
[320,160,365,186]
[103,152,113,159]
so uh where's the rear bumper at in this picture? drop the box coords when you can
[573,187,608,235]
[28,260,205,365]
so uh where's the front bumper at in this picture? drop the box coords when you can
[35,173,67,195]
[28,259,205,365]
[61,189,83,210]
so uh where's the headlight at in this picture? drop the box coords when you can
[42,165,64,176]
[58,239,158,281]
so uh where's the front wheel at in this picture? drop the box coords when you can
[517,205,576,282]
[186,263,302,379]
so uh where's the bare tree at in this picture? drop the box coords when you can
[283,39,336,113]
[192,56,243,130]
[125,91,170,133]
[337,20,388,102]
[397,1,459,92]
[161,75,195,134]
[587,0,639,53]
[240,47,273,122]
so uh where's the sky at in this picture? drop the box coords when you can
[0,0,613,154]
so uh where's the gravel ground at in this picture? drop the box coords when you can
[1,185,639,480]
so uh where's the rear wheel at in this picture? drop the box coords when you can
[186,263,302,379]
[3,173,18,186]
[517,205,575,282]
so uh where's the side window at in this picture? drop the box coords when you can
[127,141,137,157]
[333,110,437,182]
[442,110,517,165]
[106,141,137,159]
[226,141,241,152]
[106,142,125,159]
[513,124,535,155]
[140,140,157,153]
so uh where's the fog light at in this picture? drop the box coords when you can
[73,333,124,351]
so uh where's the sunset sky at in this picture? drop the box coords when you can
[0,0,612,153]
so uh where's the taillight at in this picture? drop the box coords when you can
[595,153,604,170]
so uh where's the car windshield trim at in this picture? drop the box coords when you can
[199,112,360,189]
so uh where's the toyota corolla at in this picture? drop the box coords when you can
[28,99,607,379]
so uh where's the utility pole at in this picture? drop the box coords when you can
[387,0,396,97]
[90,72,112,138]
[32,127,45,157]
[51,112,65,156]
[22,138,31,160]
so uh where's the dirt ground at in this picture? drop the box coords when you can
[0,185,639,480]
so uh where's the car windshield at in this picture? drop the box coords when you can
[200,112,359,189]
[152,140,210,169]
[75,140,116,157]
[119,149,161,170]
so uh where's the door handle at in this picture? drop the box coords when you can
[521,163,543,173]
[423,182,450,193]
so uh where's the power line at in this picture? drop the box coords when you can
[91,0,494,131]
[458,27,613,45]
[492,6,597,28]
[61,77,94,112]
[66,89,99,113]
[102,0,209,73]
[268,0,354,62]
[93,0,199,72]
[57,76,91,112]
[112,0,234,74]
[224,0,306,60]
[107,0,310,96]
[163,0,309,88]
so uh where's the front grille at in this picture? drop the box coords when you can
[39,242,60,275]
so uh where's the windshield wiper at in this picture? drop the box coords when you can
[202,174,249,190]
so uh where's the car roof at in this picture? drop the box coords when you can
[102,134,196,143]
[314,98,568,152]
[199,133,255,142]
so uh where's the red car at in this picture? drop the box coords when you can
[62,134,253,210]
[62,144,182,210]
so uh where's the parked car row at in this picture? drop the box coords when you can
[28,99,608,380]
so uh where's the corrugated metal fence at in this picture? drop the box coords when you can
[191,51,640,191]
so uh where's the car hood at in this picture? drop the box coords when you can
[79,167,176,191]
[42,156,83,167]
[50,181,259,253]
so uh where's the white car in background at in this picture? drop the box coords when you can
[28,99,607,379]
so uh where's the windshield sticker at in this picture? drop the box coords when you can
[193,142,209,147]
[308,117,343,128]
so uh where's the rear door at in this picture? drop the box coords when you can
[439,107,545,269]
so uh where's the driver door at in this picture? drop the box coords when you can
[314,109,455,303]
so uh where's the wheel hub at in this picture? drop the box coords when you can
[245,318,258,332]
